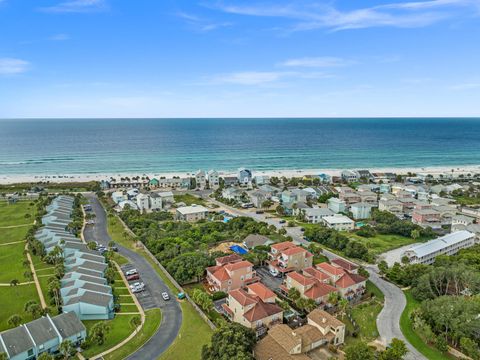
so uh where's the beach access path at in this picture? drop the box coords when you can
[83,193,182,360]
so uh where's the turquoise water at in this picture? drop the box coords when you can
[0,118,479,175]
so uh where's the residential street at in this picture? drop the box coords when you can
[83,193,182,360]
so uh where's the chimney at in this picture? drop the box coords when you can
[322,317,327,324]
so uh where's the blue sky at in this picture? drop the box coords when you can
[1,0,479,117]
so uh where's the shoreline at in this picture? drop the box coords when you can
[1,164,480,185]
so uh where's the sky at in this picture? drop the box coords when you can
[0,0,480,118]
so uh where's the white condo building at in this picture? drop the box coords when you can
[403,230,476,265]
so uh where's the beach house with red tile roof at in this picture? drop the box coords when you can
[206,256,258,292]
[223,283,283,336]
[282,271,338,306]
[268,241,313,276]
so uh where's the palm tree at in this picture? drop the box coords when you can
[59,339,73,360]
[10,279,19,295]
[37,352,54,360]
[328,292,339,307]
[338,298,349,319]
[130,315,142,335]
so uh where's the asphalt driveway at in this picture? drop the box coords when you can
[83,193,182,360]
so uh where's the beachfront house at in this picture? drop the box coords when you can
[302,207,334,224]
[207,170,220,189]
[341,170,359,183]
[195,170,207,189]
[238,168,253,185]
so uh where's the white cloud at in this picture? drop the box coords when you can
[212,0,479,31]
[177,11,232,32]
[211,71,287,85]
[0,58,30,75]
[40,0,107,13]
[281,56,353,67]
[450,82,480,90]
[49,33,70,41]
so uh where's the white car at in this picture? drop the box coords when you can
[162,292,170,301]
[125,269,138,276]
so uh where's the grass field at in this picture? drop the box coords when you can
[174,193,206,206]
[103,204,213,359]
[400,290,452,360]
[0,201,35,227]
[0,226,29,244]
[0,242,30,283]
[0,285,40,331]
[346,233,418,255]
[103,309,162,360]
[345,281,384,345]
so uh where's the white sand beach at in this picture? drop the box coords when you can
[1,165,479,185]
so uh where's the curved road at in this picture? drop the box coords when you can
[198,192,425,359]
[83,193,182,360]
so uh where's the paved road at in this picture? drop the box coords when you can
[196,192,425,359]
[83,193,182,360]
[322,249,425,360]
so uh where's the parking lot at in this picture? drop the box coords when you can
[121,263,157,310]
[256,266,283,291]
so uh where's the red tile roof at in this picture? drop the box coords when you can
[243,300,283,322]
[304,282,338,300]
[229,288,257,306]
[316,262,345,276]
[331,258,359,271]
[303,267,331,282]
[207,266,231,282]
[216,253,242,265]
[287,271,315,286]
[247,282,276,302]
[224,260,253,272]
[271,241,296,251]
[335,272,366,289]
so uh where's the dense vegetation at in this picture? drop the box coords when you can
[304,225,372,262]
[119,208,284,284]
[201,323,256,360]
[381,246,480,357]
[370,209,436,239]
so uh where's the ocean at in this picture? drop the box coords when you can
[0,118,479,175]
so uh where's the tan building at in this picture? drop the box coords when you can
[175,205,209,222]
[282,270,338,306]
[206,255,258,292]
[379,199,403,215]
[254,310,345,360]
[268,242,313,276]
[223,283,283,337]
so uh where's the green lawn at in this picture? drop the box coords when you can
[346,233,418,255]
[102,203,213,359]
[174,194,206,206]
[0,226,29,244]
[452,194,480,206]
[345,281,384,345]
[0,201,35,227]
[159,300,213,360]
[0,242,29,283]
[82,314,138,358]
[0,285,40,331]
[400,290,452,360]
[103,309,162,360]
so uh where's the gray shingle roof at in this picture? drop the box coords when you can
[25,317,58,345]
[65,291,112,307]
[0,326,34,357]
[51,312,86,338]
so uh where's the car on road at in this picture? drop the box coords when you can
[162,292,170,301]
[125,269,137,276]
[255,210,264,214]
[279,219,286,224]
[126,273,140,281]
[110,246,118,252]
[300,227,305,232]
[269,268,280,277]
